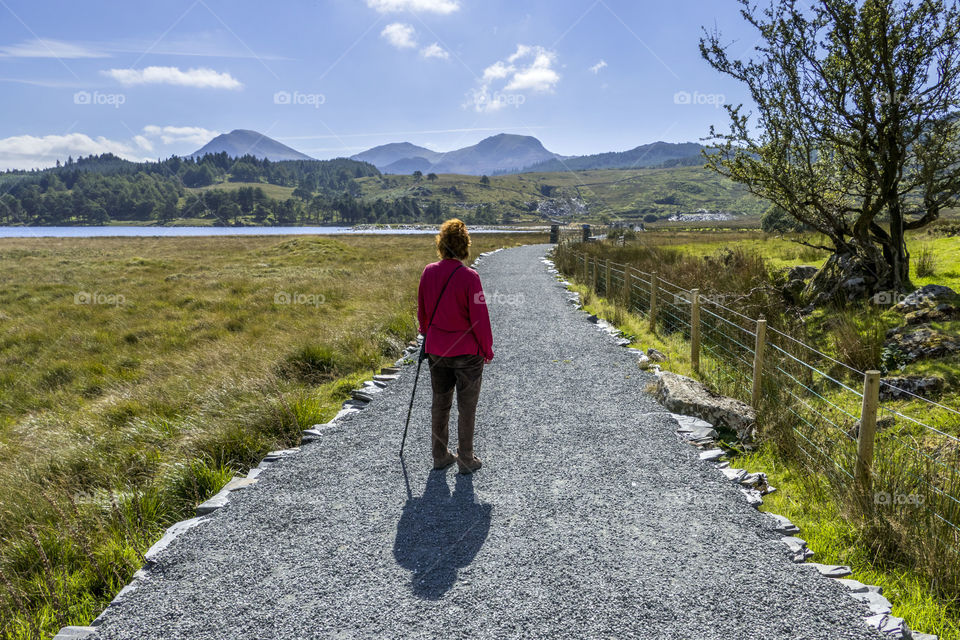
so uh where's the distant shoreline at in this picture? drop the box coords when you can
[0,224,550,239]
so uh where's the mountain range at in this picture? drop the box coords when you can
[190,130,706,175]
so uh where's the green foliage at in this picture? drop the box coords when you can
[761,204,810,233]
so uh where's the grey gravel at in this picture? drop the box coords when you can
[90,244,882,640]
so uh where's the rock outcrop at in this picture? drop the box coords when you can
[653,371,756,442]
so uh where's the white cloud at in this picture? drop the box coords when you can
[0,133,147,171]
[381,23,418,49]
[133,135,154,152]
[366,0,459,14]
[482,61,512,81]
[102,66,242,89]
[420,43,449,59]
[469,44,559,112]
[504,50,559,92]
[0,38,107,58]
[142,125,220,147]
[589,59,607,74]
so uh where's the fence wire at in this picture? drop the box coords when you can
[551,238,960,556]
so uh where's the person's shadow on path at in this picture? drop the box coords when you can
[394,462,492,600]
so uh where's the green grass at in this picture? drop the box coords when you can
[555,236,960,640]
[738,447,960,640]
[355,166,769,222]
[188,181,297,201]
[0,231,545,639]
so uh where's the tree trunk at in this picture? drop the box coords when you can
[804,238,905,305]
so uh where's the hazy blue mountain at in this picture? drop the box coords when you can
[521,141,706,172]
[352,135,705,176]
[381,156,435,174]
[428,134,558,175]
[351,143,442,169]
[190,129,314,161]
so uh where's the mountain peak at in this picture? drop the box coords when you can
[190,130,314,161]
[351,132,557,175]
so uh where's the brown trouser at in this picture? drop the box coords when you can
[427,353,484,460]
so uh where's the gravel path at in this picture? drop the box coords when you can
[91,244,881,640]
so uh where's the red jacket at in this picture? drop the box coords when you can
[417,258,494,360]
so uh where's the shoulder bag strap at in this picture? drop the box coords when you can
[420,263,463,360]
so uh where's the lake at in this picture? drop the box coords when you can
[0,226,544,238]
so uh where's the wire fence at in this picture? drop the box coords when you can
[553,237,960,563]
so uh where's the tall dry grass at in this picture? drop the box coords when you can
[0,232,545,639]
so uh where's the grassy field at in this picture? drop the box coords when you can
[0,231,545,639]
[189,181,297,201]
[355,166,769,222]
[554,230,960,640]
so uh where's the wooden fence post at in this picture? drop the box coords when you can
[605,260,612,297]
[592,257,599,293]
[856,370,881,505]
[690,289,701,371]
[751,318,767,408]
[623,266,633,310]
[649,272,659,332]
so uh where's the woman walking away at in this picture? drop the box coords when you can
[417,219,494,474]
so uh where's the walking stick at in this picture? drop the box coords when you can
[400,343,426,457]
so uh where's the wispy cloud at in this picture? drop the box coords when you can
[366,0,459,14]
[102,66,242,89]
[381,23,418,49]
[420,43,449,60]
[589,59,607,74]
[0,133,148,171]
[142,125,220,147]
[0,38,107,58]
[470,45,560,112]
[0,77,87,88]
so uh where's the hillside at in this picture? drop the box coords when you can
[356,166,769,222]
[525,141,707,172]
[351,142,441,168]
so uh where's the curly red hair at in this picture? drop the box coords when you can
[436,218,471,260]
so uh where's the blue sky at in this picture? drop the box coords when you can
[0,0,760,170]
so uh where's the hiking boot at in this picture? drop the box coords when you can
[433,451,457,471]
[457,454,482,475]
